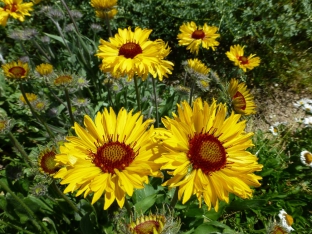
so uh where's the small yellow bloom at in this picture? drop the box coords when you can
[90,0,117,11]
[19,93,38,104]
[226,45,260,72]
[0,0,33,26]
[177,21,220,55]
[2,60,29,80]
[95,8,117,19]
[187,58,210,75]
[228,78,256,115]
[38,148,59,176]
[35,63,53,76]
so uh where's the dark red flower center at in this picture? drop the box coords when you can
[40,150,58,175]
[119,42,143,59]
[238,56,249,65]
[191,30,205,39]
[4,4,18,12]
[90,140,137,174]
[9,66,26,77]
[187,133,226,175]
[233,91,246,110]
[133,220,160,234]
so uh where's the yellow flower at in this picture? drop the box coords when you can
[228,78,256,115]
[35,63,53,76]
[2,60,29,80]
[19,93,38,104]
[0,0,33,26]
[96,27,173,81]
[95,8,117,19]
[155,98,262,211]
[53,74,73,87]
[128,214,166,234]
[226,45,260,72]
[38,148,59,175]
[187,58,210,75]
[177,21,220,55]
[90,0,117,11]
[54,108,162,210]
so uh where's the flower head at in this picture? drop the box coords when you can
[187,58,210,75]
[19,93,38,104]
[267,222,290,234]
[96,27,173,81]
[90,0,117,11]
[226,45,260,72]
[278,209,294,232]
[0,118,11,134]
[35,63,53,76]
[196,78,210,92]
[54,108,162,210]
[0,0,33,26]
[300,150,312,167]
[228,78,256,115]
[177,21,220,55]
[2,60,30,80]
[155,98,262,211]
[95,8,117,19]
[38,148,59,176]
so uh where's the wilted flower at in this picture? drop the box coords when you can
[90,23,103,32]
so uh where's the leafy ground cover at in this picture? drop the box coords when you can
[0,0,311,233]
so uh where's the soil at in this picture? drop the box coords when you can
[246,84,312,133]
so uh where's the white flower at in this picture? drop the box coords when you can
[269,125,278,136]
[278,209,294,232]
[303,103,312,113]
[269,122,287,136]
[293,98,312,108]
[303,116,312,126]
[300,150,312,167]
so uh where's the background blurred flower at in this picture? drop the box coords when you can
[2,60,29,80]
[0,0,33,26]
[177,21,220,55]
[278,209,294,232]
[300,150,312,167]
[226,45,260,72]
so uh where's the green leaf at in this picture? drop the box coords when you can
[44,33,70,45]
[80,213,97,234]
[134,194,157,214]
[194,223,221,234]
[23,196,54,214]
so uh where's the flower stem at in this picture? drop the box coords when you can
[188,80,196,106]
[64,88,75,126]
[51,181,82,216]
[133,76,141,111]
[0,180,51,234]
[170,187,179,208]
[105,13,113,37]
[0,220,35,234]
[151,77,159,127]
[124,199,132,216]
[20,84,55,139]
[8,132,32,167]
